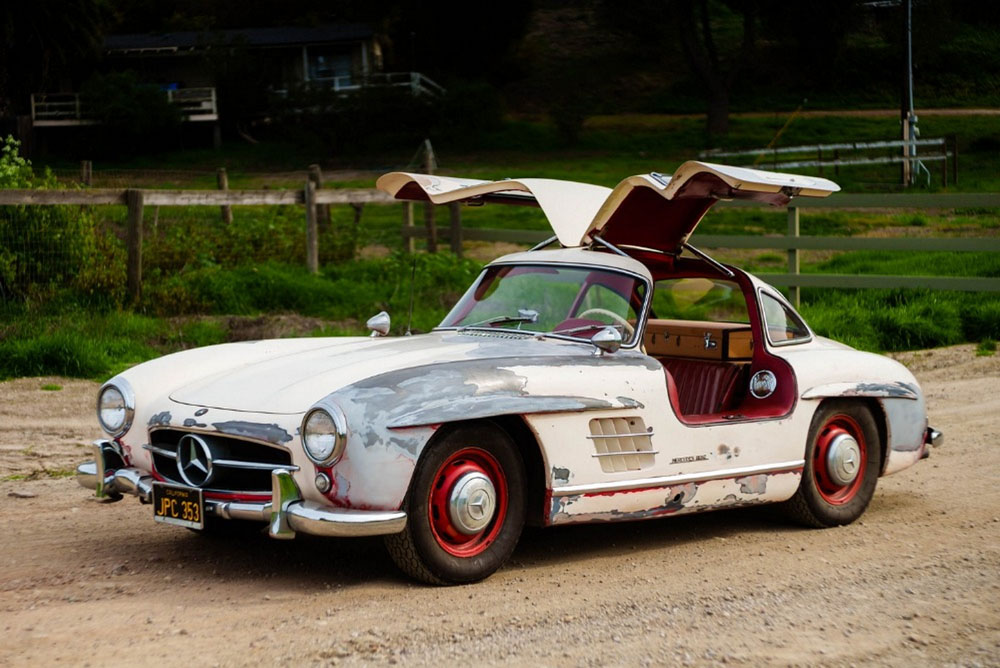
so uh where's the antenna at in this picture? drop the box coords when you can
[405,257,417,336]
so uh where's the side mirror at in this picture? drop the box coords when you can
[366,311,390,338]
[591,326,621,356]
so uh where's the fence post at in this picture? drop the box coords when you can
[216,168,233,224]
[403,202,415,252]
[81,160,92,186]
[449,202,462,257]
[949,133,958,185]
[423,139,437,253]
[787,206,800,308]
[308,164,331,231]
[126,189,144,304]
[305,180,319,274]
[942,145,948,188]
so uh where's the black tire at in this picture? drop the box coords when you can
[384,423,526,585]
[782,400,882,528]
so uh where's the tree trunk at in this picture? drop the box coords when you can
[706,86,730,138]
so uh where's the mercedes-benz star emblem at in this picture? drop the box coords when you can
[176,434,214,487]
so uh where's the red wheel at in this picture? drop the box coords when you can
[812,414,867,505]
[384,424,526,584]
[427,447,508,557]
[782,401,882,528]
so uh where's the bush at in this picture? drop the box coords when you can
[0,136,125,305]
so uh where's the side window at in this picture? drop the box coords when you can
[760,292,810,344]
[652,278,749,323]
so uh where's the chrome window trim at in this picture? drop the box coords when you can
[434,261,654,351]
[757,287,813,347]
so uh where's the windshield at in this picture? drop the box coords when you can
[439,264,647,346]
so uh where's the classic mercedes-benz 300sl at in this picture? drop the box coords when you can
[78,161,942,584]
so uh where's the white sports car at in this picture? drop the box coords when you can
[78,162,941,584]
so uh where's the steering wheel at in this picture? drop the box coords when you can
[577,308,635,337]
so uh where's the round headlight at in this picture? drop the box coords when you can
[302,407,346,466]
[97,380,134,437]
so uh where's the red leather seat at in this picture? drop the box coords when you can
[661,358,744,417]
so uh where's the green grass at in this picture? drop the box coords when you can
[799,289,1000,352]
[40,383,62,391]
[7,112,1000,380]
[977,338,997,356]
[38,113,1000,192]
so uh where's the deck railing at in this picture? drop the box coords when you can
[30,87,219,126]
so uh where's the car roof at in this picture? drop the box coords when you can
[486,247,654,284]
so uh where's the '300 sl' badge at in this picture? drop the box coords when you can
[750,370,778,399]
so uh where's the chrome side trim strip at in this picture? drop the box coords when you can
[586,432,654,440]
[551,460,805,497]
[591,451,659,458]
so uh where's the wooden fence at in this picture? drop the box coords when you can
[400,192,1000,306]
[1,188,998,306]
[0,186,393,302]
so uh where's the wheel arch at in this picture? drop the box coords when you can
[407,415,547,527]
[811,396,888,475]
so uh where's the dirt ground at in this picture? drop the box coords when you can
[1,345,997,667]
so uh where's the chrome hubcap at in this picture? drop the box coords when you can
[826,433,861,486]
[448,472,497,535]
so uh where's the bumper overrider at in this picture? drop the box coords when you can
[922,425,944,459]
[76,440,407,539]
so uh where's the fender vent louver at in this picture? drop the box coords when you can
[588,417,656,472]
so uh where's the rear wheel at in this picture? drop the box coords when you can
[385,424,526,585]
[783,400,881,528]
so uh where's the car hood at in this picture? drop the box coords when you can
[169,331,605,414]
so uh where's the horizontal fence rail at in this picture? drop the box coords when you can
[1,188,997,305]
[699,137,957,187]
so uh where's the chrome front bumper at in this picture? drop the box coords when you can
[76,441,407,539]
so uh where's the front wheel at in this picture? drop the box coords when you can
[782,400,882,528]
[385,424,526,585]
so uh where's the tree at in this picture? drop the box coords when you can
[596,0,758,139]
[674,0,757,138]
[0,0,107,117]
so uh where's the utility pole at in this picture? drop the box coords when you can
[901,0,929,186]
[867,0,929,187]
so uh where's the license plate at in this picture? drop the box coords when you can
[153,482,204,530]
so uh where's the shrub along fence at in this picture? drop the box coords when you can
[1,188,998,307]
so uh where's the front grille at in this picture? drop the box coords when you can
[146,428,295,495]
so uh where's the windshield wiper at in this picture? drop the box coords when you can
[552,323,624,336]
[459,309,539,330]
